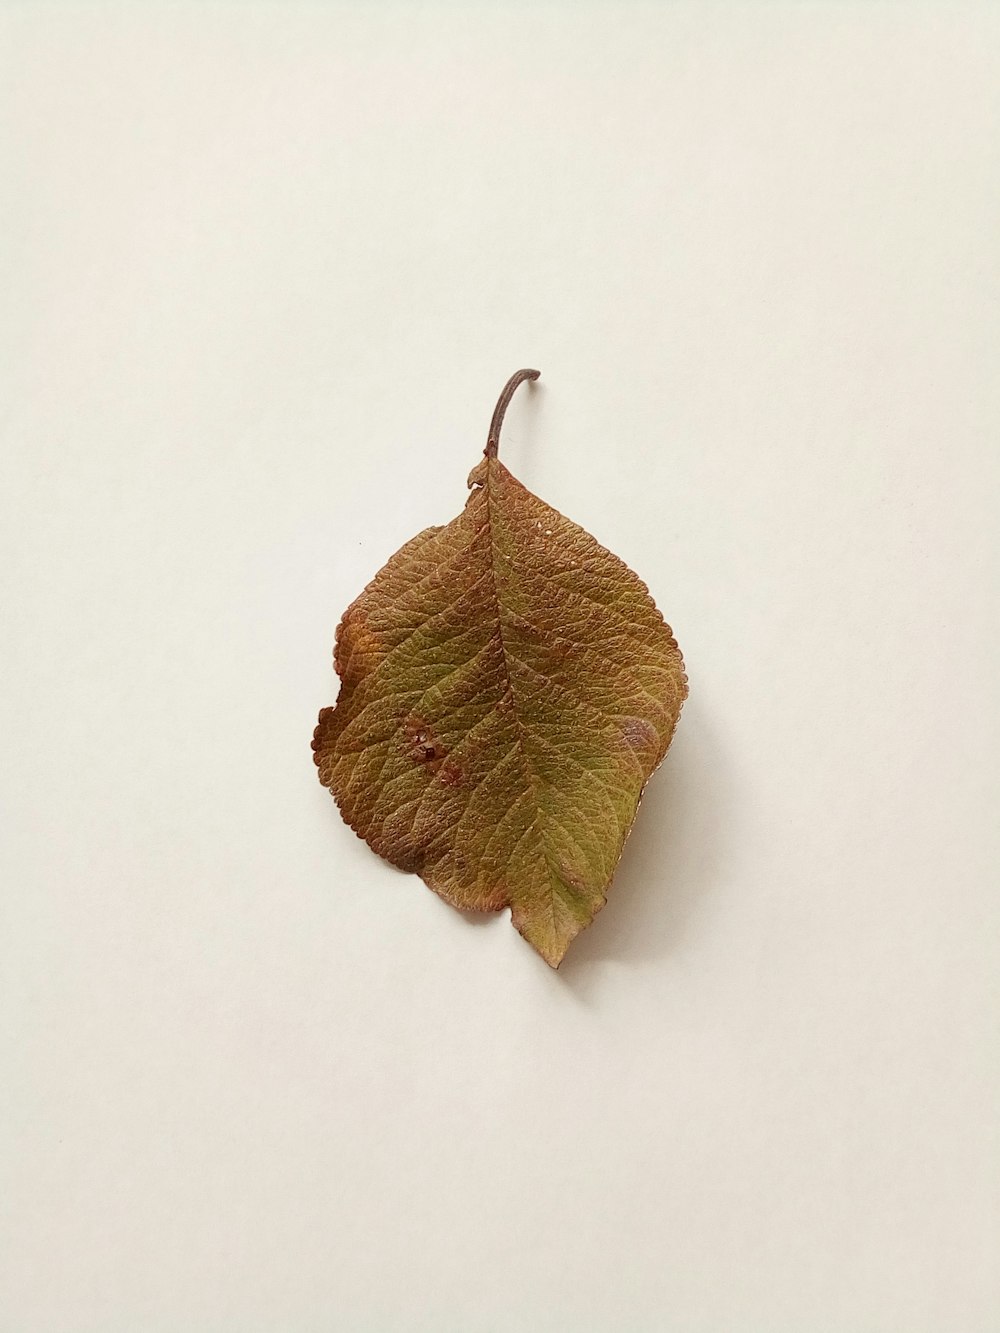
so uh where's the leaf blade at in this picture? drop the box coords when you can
[314,451,686,967]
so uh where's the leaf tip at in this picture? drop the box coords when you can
[511,902,588,971]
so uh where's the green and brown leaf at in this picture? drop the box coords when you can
[313,371,687,966]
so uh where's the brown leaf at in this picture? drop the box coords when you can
[313,370,687,966]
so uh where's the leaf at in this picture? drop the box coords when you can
[313,370,687,967]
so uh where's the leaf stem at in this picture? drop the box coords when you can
[485,368,540,459]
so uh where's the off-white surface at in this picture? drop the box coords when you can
[2,5,998,1331]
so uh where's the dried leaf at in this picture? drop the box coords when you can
[313,370,687,966]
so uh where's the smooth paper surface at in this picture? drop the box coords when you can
[2,4,997,1330]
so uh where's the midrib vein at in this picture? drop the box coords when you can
[480,466,584,932]
[481,464,546,851]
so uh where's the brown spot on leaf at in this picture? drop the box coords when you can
[437,758,463,787]
[403,713,445,767]
[621,717,658,754]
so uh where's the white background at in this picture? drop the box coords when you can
[2,4,998,1330]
